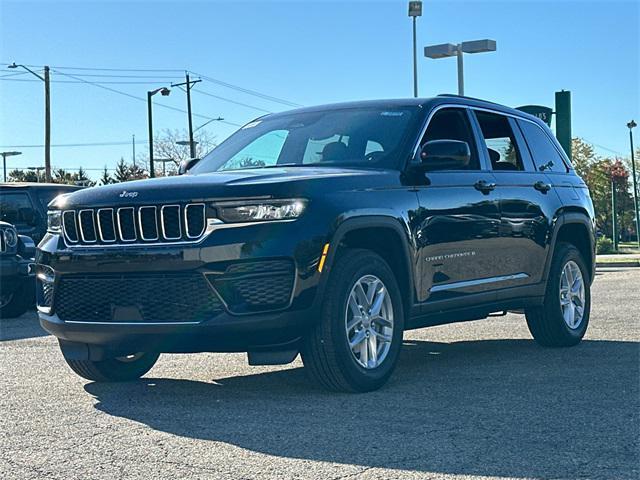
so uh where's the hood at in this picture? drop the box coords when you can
[52,167,400,209]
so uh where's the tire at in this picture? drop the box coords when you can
[62,350,160,382]
[301,248,405,392]
[0,279,33,319]
[525,242,591,347]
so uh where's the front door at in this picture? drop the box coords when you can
[411,107,502,304]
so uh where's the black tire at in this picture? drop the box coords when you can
[62,350,160,382]
[525,242,591,347]
[0,279,33,319]
[301,248,405,392]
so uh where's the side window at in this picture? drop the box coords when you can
[421,108,479,170]
[517,119,568,172]
[475,111,524,171]
[303,135,350,164]
[0,193,37,226]
[219,130,288,170]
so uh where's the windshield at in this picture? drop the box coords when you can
[191,106,420,174]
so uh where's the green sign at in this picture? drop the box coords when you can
[516,105,553,127]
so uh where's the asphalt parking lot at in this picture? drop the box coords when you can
[1,267,638,480]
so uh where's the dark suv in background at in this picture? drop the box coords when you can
[37,96,595,392]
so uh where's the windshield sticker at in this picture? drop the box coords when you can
[242,120,262,129]
[380,111,404,117]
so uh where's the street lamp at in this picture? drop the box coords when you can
[1,151,22,182]
[7,63,51,182]
[155,158,175,177]
[424,39,496,96]
[628,120,639,248]
[147,87,171,178]
[408,1,423,98]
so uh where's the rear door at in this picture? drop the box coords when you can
[411,107,502,304]
[0,191,41,242]
[471,109,561,288]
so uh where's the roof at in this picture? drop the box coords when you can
[261,96,538,123]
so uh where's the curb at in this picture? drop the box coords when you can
[596,261,640,268]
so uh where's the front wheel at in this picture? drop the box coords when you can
[62,350,160,382]
[0,279,33,319]
[525,242,591,347]
[301,249,405,392]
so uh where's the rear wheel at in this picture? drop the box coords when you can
[525,242,591,347]
[301,249,404,392]
[62,350,160,382]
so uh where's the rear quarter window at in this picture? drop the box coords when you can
[517,119,569,172]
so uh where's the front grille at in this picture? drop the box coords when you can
[61,203,206,246]
[54,273,223,323]
[208,259,295,314]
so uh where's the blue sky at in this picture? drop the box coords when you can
[1,0,638,179]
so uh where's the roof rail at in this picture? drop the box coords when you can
[436,93,504,107]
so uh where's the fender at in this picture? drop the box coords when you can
[543,210,596,285]
[317,215,417,310]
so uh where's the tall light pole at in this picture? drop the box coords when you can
[171,73,202,159]
[424,39,496,96]
[1,151,22,182]
[628,120,639,248]
[147,87,171,178]
[8,63,51,182]
[408,1,422,98]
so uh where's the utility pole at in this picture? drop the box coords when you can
[7,63,51,182]
[628,120,639,248]
[171,73,202,159]
[456,46,464,96]
[132,134,136,167]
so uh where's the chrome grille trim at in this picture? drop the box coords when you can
[160,205,182,240]
[96,208,116,243]
[78,209,97,243]
[59,203,211,247]
[184,203,206,239]
[117,207,137,242]
[138,206,159,241]
[62,211,79,243]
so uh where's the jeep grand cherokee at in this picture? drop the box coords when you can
[36,96,595,392]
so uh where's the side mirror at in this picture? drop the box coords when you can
[178,158,200,175]
[418,139,471,171]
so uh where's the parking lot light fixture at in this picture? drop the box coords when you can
[1,151,22,182]
[424,39,497,95]
[408,1,423,97]
[147,87,171,178]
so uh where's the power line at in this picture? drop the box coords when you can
[1,63,184,73]
[1,78,187,85]
[0,140,150,148]
[190,70,303,108]
[192,88,272,114]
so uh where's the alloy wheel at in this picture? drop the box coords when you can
[345,274,394,369]
[559,260,585,330]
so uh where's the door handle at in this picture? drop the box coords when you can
[474,180,496,193]
[534,181,552,193]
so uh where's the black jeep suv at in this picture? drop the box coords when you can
[37,96,595,392]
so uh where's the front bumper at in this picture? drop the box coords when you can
[35,220,328,354]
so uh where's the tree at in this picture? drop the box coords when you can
[113,157,147,183]
[100,167,114,185]
[138,129,217,177]
[7,169,45,183]
[571,138,596,180]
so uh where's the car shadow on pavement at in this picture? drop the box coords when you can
[85,339,639,479]
[0,311,49,341]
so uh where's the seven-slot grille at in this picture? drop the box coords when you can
[62,203,206,246]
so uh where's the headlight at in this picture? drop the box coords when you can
[3,227,17,248]
[47,210,62,233]
[216,199,307,223]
